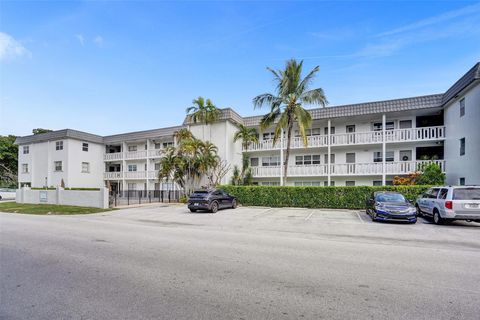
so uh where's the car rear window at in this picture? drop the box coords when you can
[191,191,209,196]
[453,188,480,200]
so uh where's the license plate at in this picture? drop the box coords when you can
[194,203,199,206]
[465,203,479,209]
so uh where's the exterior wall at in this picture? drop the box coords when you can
[16,187,109,208]
[18,138,104,188]
[189,120,243,184]
[444,84,480,185]
[67,139,104,188]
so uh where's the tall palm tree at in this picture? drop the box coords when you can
[186,97,221,140]
[253,59,328,184]
[233,124,259,151]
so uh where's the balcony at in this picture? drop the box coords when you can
[246,126,446,151]
[104,172,123,179]
[104,170,160,180]
[104,149,166,161]
[251,160,445,177]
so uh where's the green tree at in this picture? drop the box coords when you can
[158,129,221,194]
[253,59,328,184]
[233,124,259,151]
[415,163,446,185]
[0,135,18,187]
[186,97,221,140]
[32,128,52,135]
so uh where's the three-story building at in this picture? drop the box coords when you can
[16,62,480,189]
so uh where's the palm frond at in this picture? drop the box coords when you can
[300,88,328,107]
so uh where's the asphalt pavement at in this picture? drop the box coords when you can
[1,205,479,320]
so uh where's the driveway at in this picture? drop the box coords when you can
[1,205,479,320]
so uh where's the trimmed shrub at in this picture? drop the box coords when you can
[219,185,432,209]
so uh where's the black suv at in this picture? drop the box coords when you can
[187,189,237,213]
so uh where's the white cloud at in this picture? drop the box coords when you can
[93,35,104,47]
[0,32,30,60]
[75,34,85,46]
[374,2,480,38]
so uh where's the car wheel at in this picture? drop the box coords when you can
[433,210,444,225]
[210,201,218,213]
[415,205,423,217]
[232,199,237,209]
[189,209,197,213]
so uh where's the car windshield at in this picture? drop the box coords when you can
[376,193,406,203]
[453,188,480,200]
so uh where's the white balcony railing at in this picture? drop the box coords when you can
[124,171,147,179]
[251,160,445,177]
[148,149,163,158]
[246,126,446,151]
[104,172,123,179]
[104,149,168,161]
[104,152,123,161]
[125,150,147,160]
[104,170,160,180]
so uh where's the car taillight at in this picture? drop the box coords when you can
[445,201,453,209]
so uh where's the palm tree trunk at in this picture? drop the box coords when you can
[283,119,294,185]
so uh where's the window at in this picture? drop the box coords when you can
[127,183,136,190]
[155,162,161,170]
[460,98,465,117]
[262,156,280,167]
[56,141,63,150]
[460,138,465,156]
[261,181,280,186]
[459,177,465,186]
[431,188,440,199]
[128,164,137,172]
[82,143,89,152]
[323,181,335,186]
[373,151,394,162]
[399,120,412,129]
[439,188,449,199]
[128,145,137,152]
[324,154,335,164]
[22,163,28,173]
[262,132,275,140]
[346,181,355,186]
[81,162,90,173]
[144,163,147,171]
[295,128,321,137]
[154,143,161,149]
[295,155,320,165]
[250,157,259,167]
[54,161,62,171]
[163,142,174,148]
[373,181,382,186]
[324,127,335,135]
[23,146,29,154]
[373,121,394,131]
[294,181,321,186]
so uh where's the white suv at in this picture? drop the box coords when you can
[416,186,480,224]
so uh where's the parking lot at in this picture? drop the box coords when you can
[1,205,480,319]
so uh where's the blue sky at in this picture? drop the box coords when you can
[1,1,479,137]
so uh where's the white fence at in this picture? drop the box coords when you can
[16,187,109,209]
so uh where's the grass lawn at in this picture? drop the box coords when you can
[0,202,113,215]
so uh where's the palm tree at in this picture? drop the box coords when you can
[253,59,328,184]
[186,97,221,140]
[233,124,259,151]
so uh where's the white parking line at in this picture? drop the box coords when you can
[355,211,365,224]
[304,211,314,221]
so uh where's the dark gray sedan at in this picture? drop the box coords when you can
[187,189,237,213]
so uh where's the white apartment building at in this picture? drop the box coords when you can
[16,62,480,190]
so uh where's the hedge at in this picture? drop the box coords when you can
[220,185,432,209]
